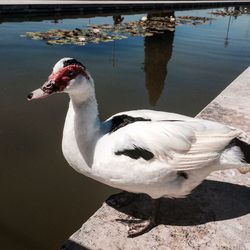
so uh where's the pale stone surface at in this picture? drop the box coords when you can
[1,0,249,4]
[197,66,250,137]
[62,67,250,250]
[1,0,249,17]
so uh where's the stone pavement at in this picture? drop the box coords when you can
[0,0,248,3]
[1,0,249,16]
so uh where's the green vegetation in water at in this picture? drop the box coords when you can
[209,7,250,17]
[25,28,127,45]
[24,15,214,46]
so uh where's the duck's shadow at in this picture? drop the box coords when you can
[106,180,250,226]
[61,180,249,249]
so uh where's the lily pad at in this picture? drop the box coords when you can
[24,15,216,46]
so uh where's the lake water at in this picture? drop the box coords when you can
[0,7,250,250]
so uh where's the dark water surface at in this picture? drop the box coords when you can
[0,7,250,250]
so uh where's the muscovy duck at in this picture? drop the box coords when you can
[27,58,250,237]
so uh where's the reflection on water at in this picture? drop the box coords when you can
[144,12,175,106]
[224,15,232,47]
[0,7,250,250]
[113,15,124,25]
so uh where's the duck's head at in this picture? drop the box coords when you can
[27,58,94,101]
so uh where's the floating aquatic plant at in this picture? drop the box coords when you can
[24,15,214,46]
[209,6,250,16]
[25,28,126,46]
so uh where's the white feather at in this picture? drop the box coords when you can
[42,58,248,199]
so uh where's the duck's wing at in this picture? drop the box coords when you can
[98,117,240,171]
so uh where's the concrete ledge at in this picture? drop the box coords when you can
[62,67,250,250]
[1,0,249,3]
[1,1,250,15]
[197,67,250,136]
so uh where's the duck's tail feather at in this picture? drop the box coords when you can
[234,138,250,174]
[219,137,250,174]
[233,138,250,164]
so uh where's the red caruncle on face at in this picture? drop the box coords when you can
[48,65,85,91]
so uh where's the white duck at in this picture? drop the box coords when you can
[28,58,250,237]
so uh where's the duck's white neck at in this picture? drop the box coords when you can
[62,91,101,177]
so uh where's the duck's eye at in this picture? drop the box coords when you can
[68,70,75,77]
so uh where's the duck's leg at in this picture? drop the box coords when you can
[106,191,137,208]
[127,198,160,238]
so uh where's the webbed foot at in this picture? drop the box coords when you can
[117,198,160,237]
[127,217,156,237]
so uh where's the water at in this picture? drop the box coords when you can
[0,7,249,250]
